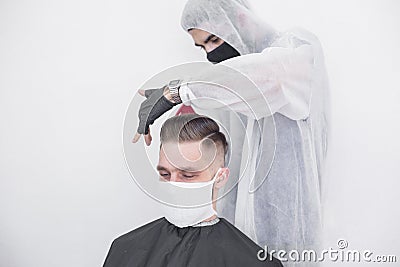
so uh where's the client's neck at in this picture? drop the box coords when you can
[203,214,217,222]
[202,191,218,222]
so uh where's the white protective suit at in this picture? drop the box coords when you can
[177,0,330,261]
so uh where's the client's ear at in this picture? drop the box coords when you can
[215,168,229,189]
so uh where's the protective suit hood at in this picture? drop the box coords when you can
[181,0,279,54]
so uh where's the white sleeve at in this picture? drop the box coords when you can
[179,43,315,120]
[179,83,196,106]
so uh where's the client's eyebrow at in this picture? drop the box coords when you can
[156,165,200,173]
[179,166,202,173]
[194,34,216,47]
[156,165,168,172]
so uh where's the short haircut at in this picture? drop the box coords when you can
[160,114,228,156]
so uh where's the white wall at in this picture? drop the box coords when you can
[0,0,399,266]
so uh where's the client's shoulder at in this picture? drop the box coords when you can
[112,217,166,244]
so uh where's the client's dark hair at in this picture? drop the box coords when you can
[160,114,228,156]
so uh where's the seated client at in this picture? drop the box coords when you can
[103,114,282,267]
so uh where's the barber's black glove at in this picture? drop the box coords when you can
[137,86,177,135]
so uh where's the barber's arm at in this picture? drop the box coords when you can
[180,43,315,120]
[133,44,314,145]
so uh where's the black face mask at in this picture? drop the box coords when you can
[206,42,240,64]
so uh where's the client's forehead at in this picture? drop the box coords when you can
[159,141,218,172]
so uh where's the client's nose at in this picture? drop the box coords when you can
[169,173,180,182]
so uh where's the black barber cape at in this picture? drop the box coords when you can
[103,217,282,267]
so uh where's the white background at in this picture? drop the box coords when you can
[0,0,399,266]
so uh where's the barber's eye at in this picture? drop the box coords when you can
[159,173,170,177]
[211,37,220,43]
[182,174,195,179]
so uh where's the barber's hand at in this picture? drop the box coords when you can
[132,86,177,146]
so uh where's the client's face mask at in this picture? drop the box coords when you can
[158,168,221,228]
[207,42,240,64]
